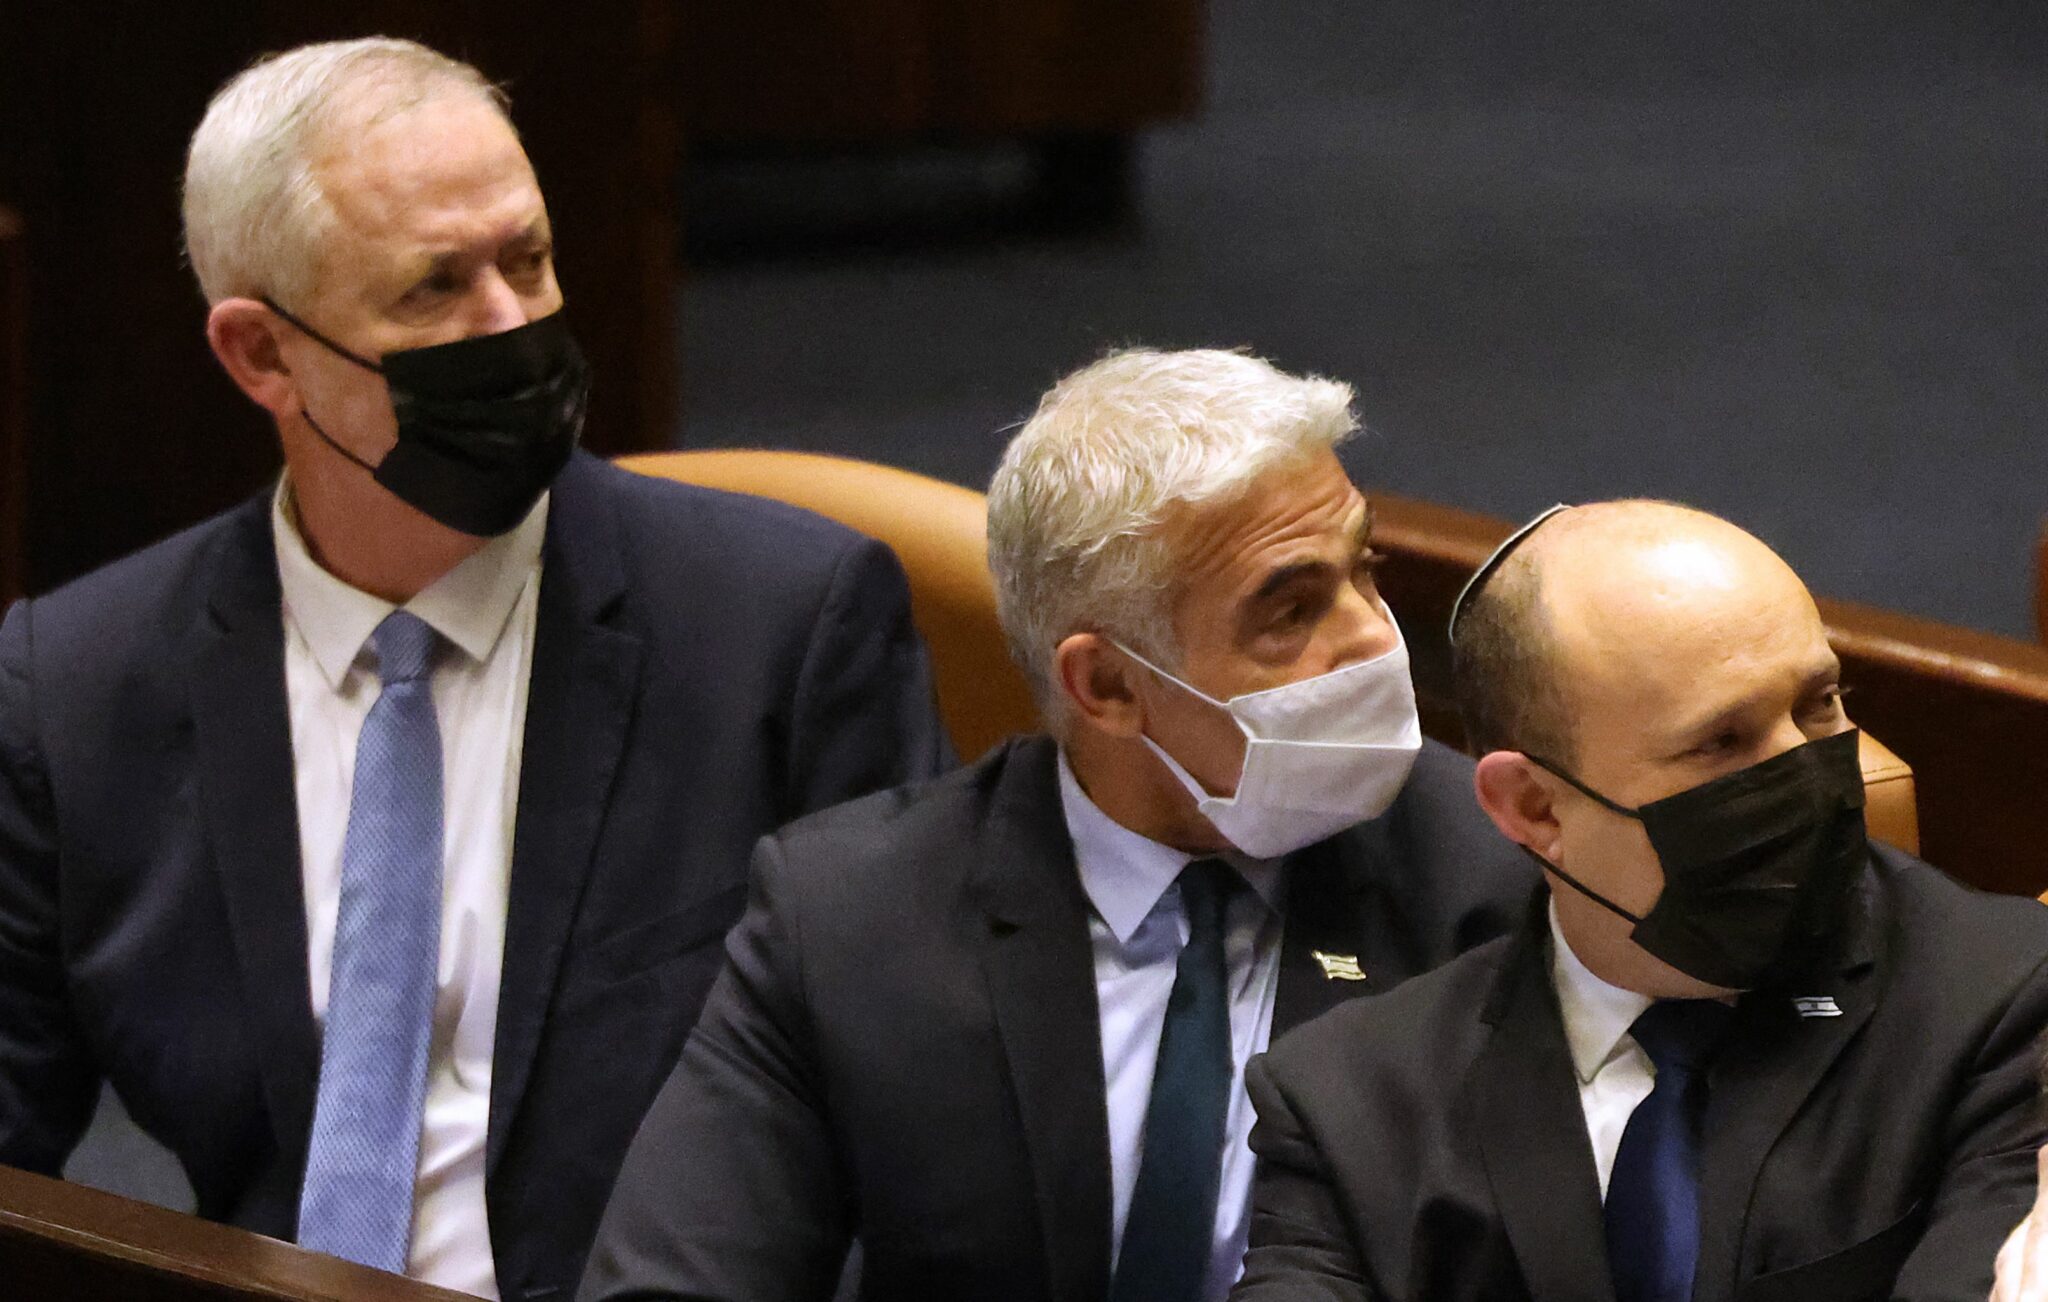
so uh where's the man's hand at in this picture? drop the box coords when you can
[1992,1146,2048,1301]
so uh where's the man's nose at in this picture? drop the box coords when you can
[1328,582,1399,667]
[465,268,530,336]
[1762,713,1815,760]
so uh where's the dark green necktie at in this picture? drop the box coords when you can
[1111,858,1237,1302]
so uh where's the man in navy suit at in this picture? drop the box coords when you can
[0,38,948,1302]
[1232,501,2048,1302]
[580,348,1533,1301]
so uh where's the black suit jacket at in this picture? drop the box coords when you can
[0,452,952,1301]
[1233,845,2048,1302]
[578,733,1534,1302]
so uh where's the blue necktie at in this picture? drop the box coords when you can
[297,610,444,1273]
[1111,858,1237,1302]
[1604,999,1733,1302]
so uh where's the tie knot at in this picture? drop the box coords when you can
[1629,999,1733,1075]
[370,610,439,684]
[1177,858,1238,937]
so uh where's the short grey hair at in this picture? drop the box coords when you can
[182,37,510,308]
[987,347,1359,729]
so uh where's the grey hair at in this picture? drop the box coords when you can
[182,37,510,308]
[986,347,1359,731]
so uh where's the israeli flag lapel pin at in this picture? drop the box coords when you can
[1312,950,1368,982]
[1791,995,1843,1018]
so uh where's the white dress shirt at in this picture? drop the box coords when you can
[1057,753,1285,1302]
[274,482,548,1299]
[1547,900,1658,1199]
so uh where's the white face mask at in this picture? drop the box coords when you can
[1117,612,1424,858]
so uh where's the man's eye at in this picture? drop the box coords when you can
[405,273,460,302]
[1806,685,1851,719]
[1693,730,1744,757]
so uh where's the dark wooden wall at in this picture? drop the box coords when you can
[0,4,677,597]
[0,208,23,608]
[681,1,1204,145]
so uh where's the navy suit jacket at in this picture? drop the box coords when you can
[0,452,952,1301]
[1233,847,2048,1302]
[579,734,1534,1302]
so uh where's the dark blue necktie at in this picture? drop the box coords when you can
[297,611,444,1272]
[1604,999,1733,1302]
[1111,858,1238,1302]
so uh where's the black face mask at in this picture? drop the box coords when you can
[263,299,590,537]
[1525,728,1869,990]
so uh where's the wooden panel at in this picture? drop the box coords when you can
[0,1163,474,1301]
[680,0,1204,144]
[0,5,676,597]
[1370,493,2048,897]
[0,208,23,608]
[2036,519,2047,644]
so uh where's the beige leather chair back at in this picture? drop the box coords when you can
[617,451,1922,856]
[617,450,1038,760]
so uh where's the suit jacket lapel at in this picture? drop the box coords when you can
[972,740,1114,1302]
[1696,866,1883,1302]
[1472,893,1617,1302]
[1274,836,1378,1034]
[488,460,646,1176]
[190,500,321,1160]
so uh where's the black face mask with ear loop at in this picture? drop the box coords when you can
[262,298,590,537]
[1523,728,1869,990]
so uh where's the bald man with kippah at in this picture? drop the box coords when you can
[1231,501,2048,1302]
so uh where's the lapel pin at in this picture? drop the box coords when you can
[1791,995,1843,1018]
[1312,950,1368,982]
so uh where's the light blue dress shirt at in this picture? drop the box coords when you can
[1056,753,1286,1302]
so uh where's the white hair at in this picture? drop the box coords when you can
[986,347,1359,729]
[181,37,509,307]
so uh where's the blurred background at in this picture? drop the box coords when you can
[3,0,2046,1207]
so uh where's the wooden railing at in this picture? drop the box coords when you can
[0,1162,477,1300]
[1372,494,2048,898]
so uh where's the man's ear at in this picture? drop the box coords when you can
[1054,632,1147,739]
[206,297,300,418]
[1473,750,1562,858]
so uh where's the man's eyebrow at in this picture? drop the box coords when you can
[1249,559,1335,603]
[1662,657,1846,751]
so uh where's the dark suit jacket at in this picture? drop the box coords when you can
[0,452,952,1302]
[578,733,1534,1302]
[1233,844,2048,1302]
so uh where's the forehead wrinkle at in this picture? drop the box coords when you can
[304,98,542,304]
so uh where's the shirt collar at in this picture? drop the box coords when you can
[1547,896,1654,1085]
[271,477,550,688]
[1056,749,1283,944]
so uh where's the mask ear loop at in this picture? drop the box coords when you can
[1523,845,1645,926]
[258,296,385,372]
[258,296,387,475]
[1521,753,1643,819]
[1515,754,1650,926]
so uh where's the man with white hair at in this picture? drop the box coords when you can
[0,38,948,1301]
[579,348,1532,1302]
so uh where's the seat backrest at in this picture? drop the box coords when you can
[616,450,1038,761]
[617,450,1923,859]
